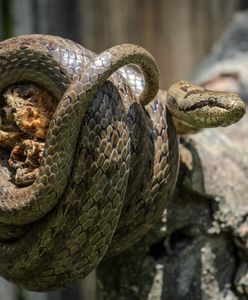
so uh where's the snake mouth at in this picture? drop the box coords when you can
[184,98,228,112]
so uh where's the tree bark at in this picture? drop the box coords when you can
[97,114,248,300]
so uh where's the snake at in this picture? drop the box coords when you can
[0,35,245,291]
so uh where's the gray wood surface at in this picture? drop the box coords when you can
[0,278,17,300]
[10,0,35,35]
[79,0,238,87]
[35,0,81,42]
[98,114,248,299]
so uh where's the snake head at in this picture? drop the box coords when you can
[167,80,246,128]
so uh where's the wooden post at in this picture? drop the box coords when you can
[79,0,237,87]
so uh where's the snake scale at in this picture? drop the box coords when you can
[0,35,245,291]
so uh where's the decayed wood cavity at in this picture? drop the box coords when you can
[0,83,57,186]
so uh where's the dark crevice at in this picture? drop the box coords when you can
[147,226,195,260]
[226,232,244,298]
[169,226,194,255]
[207,197,217,225]
[147,238,168,260]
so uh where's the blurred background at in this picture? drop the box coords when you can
[0,0,244,88]
[0,0,247,299]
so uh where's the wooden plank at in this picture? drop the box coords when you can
[36,0,81,42]
[79,0,238,87]
[10,0,35,36]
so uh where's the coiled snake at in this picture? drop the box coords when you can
[0,35,245,291]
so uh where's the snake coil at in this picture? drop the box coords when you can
[0,35,245,291]
[0,35,178,291]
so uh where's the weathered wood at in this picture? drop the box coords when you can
[79,0,238,87]
[97,113,248,300]
[0,278,18,300]
[97,10,248,300]
[192,11,248,104]
[10,0,35,35]
[35,0,81,42]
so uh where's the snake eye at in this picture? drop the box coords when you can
[208,97,217,106]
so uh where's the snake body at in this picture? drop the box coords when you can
[0,35,245,291]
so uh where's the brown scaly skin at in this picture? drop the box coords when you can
[0,35,245,291]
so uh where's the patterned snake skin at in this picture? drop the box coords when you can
[0,35,245,291]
